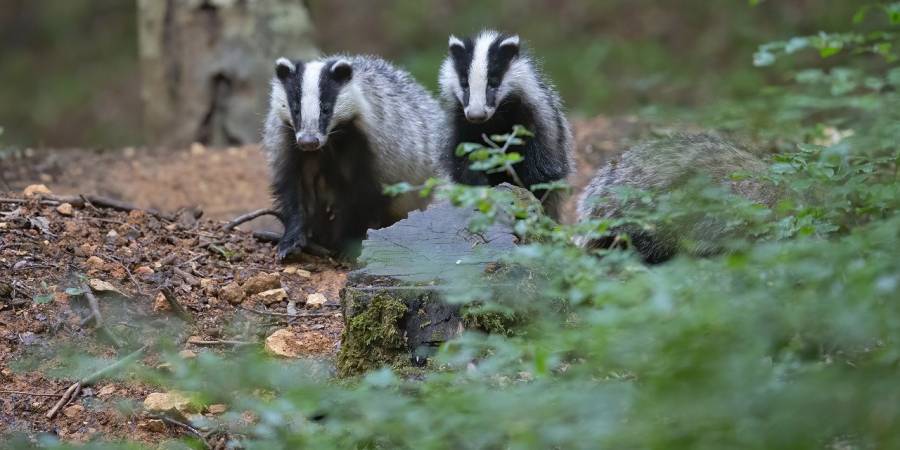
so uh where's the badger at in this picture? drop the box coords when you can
[576,133,778,263]
[262,55,445,260]
[439,30,574,220]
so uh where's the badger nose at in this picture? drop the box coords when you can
[465,108,489,123]
[296,133,321,151]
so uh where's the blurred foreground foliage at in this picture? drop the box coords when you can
[8,3,900,449]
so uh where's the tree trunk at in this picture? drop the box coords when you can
[137,0,317,147]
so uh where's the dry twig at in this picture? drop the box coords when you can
[224,208,280,231]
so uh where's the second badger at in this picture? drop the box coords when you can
[263,55,445,259]
[439,30,575,220]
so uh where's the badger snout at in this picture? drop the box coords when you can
[464,106,494,124]
[295,132,323,151]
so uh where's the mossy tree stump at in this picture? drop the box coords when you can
[337,196,525,377]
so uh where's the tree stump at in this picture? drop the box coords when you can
[337,187,535,377]
[137,0,317,147]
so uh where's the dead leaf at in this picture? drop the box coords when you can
[89,279,123,295]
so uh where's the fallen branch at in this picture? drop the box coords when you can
[1,194,174,221]
[46,344,148,419]
[224,208,281,231]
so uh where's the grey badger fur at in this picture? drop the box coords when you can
[576,133,777,263]
[263,55,445,260]
[439,30,574,220]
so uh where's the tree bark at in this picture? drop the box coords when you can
[137,0,317,147]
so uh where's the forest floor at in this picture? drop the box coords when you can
[0,116,647,445]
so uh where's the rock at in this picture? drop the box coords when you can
[85,256,105,269]
[283,266,311,278]
[153,292,170,312]
[139,419,167,433]
[306,293,327,308]
[56,203,74,216]
[75,243,95,257]
[98,385,117,397]
[218,282,244,305]
[135,266,155,277]
[63,404,85,418]
[207,404,228,414]
[265,329,303,358]
[178,349,197,360]
[89,279,122,295]
[143,391,193,413]
[256,288,287,305]
[241,272,281,296]
[23,184,52,197]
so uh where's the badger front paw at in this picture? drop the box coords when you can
[276,230,307,262]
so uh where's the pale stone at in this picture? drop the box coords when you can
[56,203,74,216]
[306,293,327,308]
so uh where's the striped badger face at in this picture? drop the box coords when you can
[273,57,354,151]
[443,31,520,123]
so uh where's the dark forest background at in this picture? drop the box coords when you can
[0,0,859,147]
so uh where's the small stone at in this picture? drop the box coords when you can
[190,142,207,156]
[122,147,137,158]
[56,203,73,216]
[265,329,303,358]
[256,288,287,305]
[241,272,281,296]
[139,419,167,433]
[178,349,197,360]
[63,404,85,418]
[218,282,245,305]
[153,292,170,312]
[74,243,95,257]
[207,404,228,414]
[135,266,154,277]
[200,278,215,290]
[306,293,327,308]
[88,278,122,294]
[143,392,193,413]
[23,184,52,197]
[98,385,117,397]
[85,256,104,268]
[106,229,119,239]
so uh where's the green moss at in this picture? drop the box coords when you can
[461,304,522,336]
[336,292,409,377]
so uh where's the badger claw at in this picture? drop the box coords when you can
[276,231,307,262]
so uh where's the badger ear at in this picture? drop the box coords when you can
[331,59,353,83]
[449,35,465,52]
[498,35,520,59]
[275,57,295,79]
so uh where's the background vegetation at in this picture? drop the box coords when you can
[0,0,862,147]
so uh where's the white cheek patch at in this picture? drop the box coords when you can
[270,80,291,122]
[301,61,324,134]
[468,31,497,110]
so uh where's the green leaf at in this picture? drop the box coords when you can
[65,287,85,296]
[33,294,53,304]
[819,46,841,58]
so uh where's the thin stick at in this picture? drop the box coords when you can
[188,339,255,346]
[236,304,332,318]
[224,208,281,231]
[82,284,103,325]
[0,389,64,397]
[161,287,194,323]
[0,194,173,220]
[172,267,200,287]
[147,414,211,449]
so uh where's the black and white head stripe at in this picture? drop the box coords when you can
[272,57,354,150]
[441,30,522,123]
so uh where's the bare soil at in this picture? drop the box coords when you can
[0,116,644,444]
